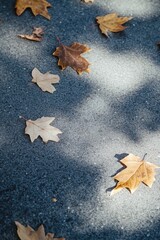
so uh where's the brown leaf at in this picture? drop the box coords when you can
[18,27,44,42]
[24,116,62,143]
[15,0,51,20]
[96,13,132,36]
[32,68,60,93]
[15,221,65,240]
[53,42,91,74]
[111,153,159,195]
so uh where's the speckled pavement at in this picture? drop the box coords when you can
[0,0,160,239]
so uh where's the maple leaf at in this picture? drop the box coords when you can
[15,0,51,20]
[18,27,44,42]
[111,153,159,195]
[96,13,132,36]
[32,68,60,93]
[53,42,91,74]
[23,116,62,143]
[15,221,65,240]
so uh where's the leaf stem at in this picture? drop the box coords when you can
[142,153,147,160]
[19,115,28,121]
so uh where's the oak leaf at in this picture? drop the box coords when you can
[15,221,65,240]
[96,13,132,36]
[111,153,159,195]
[15,0,51,20]
[18,27,44,42]
[53,42,91,74]
[23,116,62,143]
[32,68,60,93]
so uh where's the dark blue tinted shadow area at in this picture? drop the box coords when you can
[0,0,160,239]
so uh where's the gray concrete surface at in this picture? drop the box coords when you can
[0,0,160,239]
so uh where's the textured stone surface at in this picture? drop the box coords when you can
[0,0,160,239]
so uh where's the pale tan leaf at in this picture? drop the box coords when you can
[25,117,62,143]
[15,221,45,240]
[96,13,132,36]
[82,0,94,3]
[32,68,60,93]
[15,221,65,240]
[111,153,159,195]
[46,233,65,240]
[18,34,41,41]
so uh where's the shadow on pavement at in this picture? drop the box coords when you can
[0,147,102,239]
[109,80,160,141]
[0,1,160,239]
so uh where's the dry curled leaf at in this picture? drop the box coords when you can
[18,27,44,41]
[96,13,132,36]
[15,0,51,20]
[23,116,62,143]
[53,42,91,74]
[111,153,159,195]
[32,68,60,93]
[15,221,65,240]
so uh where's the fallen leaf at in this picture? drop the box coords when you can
[53,42,91,74]
[82,0,94,3]
[15,221,65,240]
[111,153,159,195]
[157,41,160,47]
[18,27,44,42]
[96,13,132,36]
[23,116,62,143]
[32,68,60,93]
[15,0,51,20]
[33,27,44,37]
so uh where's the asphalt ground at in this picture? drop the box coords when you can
[0,0,160,239]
